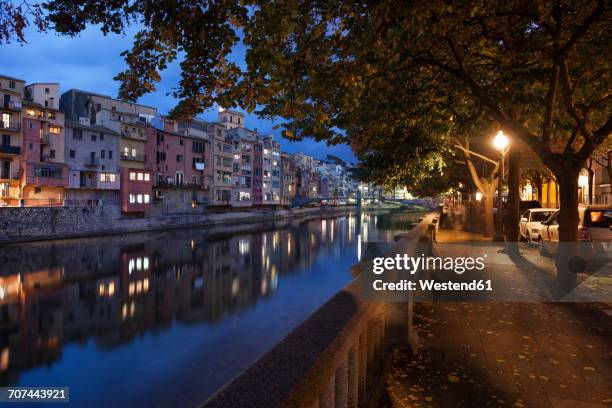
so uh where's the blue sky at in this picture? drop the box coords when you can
[0,26,356,163]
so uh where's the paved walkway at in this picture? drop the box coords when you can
[382,228,612,408]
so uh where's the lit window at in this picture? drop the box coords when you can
[129,194,136,204]
[144,173,150,181]
[128,282,135,296]
[49,126,61,135]
[143,278,149,292]
[108,281,115,296]
[100,173,116,183]
[137,194,143,203]
[137,172,143,181]
[136,258,142,270]
[129,172,136,180]
[131,148,136,157]
[98,283,105,296]
[144,194,150,204]
[136,281,142,294]
[143,257,149,270]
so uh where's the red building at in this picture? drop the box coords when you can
[120,167,153,214]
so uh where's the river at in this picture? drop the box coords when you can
[0,209,425,407]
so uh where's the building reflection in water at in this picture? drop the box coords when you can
[0,209,423,390]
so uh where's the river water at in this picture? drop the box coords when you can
[0,209,424,407]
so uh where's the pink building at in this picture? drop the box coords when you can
[147,118,209,189]
[20,84,69,206]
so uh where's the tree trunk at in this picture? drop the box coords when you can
[504,146,520,247]
[587,167,594,204]
[556,169,579,243]
[483,183,496,238]
[534,173,543,203]
[554,167,580,296]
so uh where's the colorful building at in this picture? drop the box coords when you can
[20,83,69,205]
[0,75,25,205]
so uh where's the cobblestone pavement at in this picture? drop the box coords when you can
[382,227,612,407]
[383,302,612,408]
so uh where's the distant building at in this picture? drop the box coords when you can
[261,135,280,204]
[218,108,244,130]
[226,127,258,207]
[280,152,296,206]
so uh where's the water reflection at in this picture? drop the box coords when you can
[0,209,424,406]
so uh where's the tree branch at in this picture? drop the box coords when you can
[558,0,605,55]
[542,63,559,143]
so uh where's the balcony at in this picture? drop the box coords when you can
[2,100,22,111]
[0,170,19,180]
[84,158,100,167]
[0,145,20,155]
[120,152,146,162]
[121,130,147,141]
[40,134,50,145]
[0,121,21,132]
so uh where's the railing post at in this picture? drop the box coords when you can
[319,377,335,408]
[348,346,358,408]
[335,358,348,407]
[358,331,367,406]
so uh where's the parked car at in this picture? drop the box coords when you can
[537,205,612,261]
[519,208,557,243]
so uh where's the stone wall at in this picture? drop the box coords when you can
[0,205,356,243]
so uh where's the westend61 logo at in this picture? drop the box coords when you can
[372,254,487,275]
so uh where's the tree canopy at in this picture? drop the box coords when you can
[2,1,611,231]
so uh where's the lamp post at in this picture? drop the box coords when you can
[492,130,509,241]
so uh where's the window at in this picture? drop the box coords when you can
[49,126,61,135]
[45,87,50,94]
[129,194,136,203]
[48,111,55,120]
[100,132,104,140]
[144,173,150,181]
[50,149,56,159]
[179,139,184,146]
[177,155,183,162]
[1,135,10,145]
[129,172,136,180]
[192,141,205,153]
[109,150,113,159]
[144,194,150,204]
[9,81,15,89]
[101,150,105,159]
[137,194,143,203]
[73,129,83,140]
[91,134,97,141]
[100,173,116,183]
[137,172,143,181]
[131,148,136,158]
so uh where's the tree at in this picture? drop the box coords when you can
[6,0,611,244]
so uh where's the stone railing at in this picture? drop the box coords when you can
[203,214,436,408]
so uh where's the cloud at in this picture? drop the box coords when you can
[0,26,356,163]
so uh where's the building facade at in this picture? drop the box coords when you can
[20,83,69,205]
[64,121,121,205]
[0,75,25,205]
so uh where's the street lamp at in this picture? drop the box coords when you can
[493,130,509,241]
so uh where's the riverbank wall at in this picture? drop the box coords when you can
[0,205,358,244]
